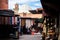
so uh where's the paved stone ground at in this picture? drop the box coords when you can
[1,34,59,40]
[0,34,59,40]
[0,33,42,40]
[19,34,42,40]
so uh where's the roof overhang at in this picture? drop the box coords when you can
[40,0,60,17]
[19,13,43,19]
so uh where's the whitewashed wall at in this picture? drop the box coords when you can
[26,19,33,28]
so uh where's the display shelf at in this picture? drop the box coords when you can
[0,10,19,38]
[43,16,55,36]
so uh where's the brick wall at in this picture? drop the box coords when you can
[0,0,8,10]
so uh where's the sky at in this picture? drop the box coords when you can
[8,0,42,13]
[8,0,42,10]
